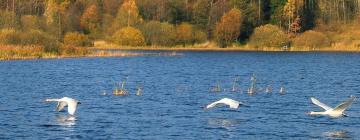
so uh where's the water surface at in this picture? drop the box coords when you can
[1,52,360,139]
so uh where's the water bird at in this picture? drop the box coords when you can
[248,74,256,95]
[279,87,285,94]
[210,81,221,92]
[265,85,272,93]
[136,87,142,96]
[45,97,81,116]
[204,98,244,110]
[102,90,107,96]
[308,96,356,118]
[231,76,240,92]
[113,80,129,96]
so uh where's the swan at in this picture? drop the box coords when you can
[205,98,244,109]
[309,96,356,118]
[279,87,285,94]
[45,97,81,115]
[136,87,142,96]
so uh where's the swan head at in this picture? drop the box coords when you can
[342,113,348,117]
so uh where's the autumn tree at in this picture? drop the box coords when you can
[249,24,289,48]
[141,21,177,46]
[80,4,101,37]
[44,0,72,41]
[111,0,142,33]
[215,8,243,48]
[112,26,145,46]
[176,22,193,46]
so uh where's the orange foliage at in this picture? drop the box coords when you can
[64,32,92,47]
[215,8,243,47]
[80,4,100,34]
[176,23,193,45]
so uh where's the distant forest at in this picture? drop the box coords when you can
[1,0,360,49]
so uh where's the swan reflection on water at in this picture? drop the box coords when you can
[55,115,77,127]
[207,118,242,129]
[323,130,351,139]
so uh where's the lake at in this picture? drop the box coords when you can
[0,51,360,139]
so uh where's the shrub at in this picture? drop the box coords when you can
[249,24,289,48]
[19,30,47,45]
[0,29,21,45]
[141,21,177,46]
[0,11,20,29]
[293,30,330,48]
[59,45,89,56]
[112,27,145,46]
[193,30,207,44]
[21,15,40,31]
[215,8,243,47]
[176,22,193,45]
[64,32,93,47]
[0,29,59,53]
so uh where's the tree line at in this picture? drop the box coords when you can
[0,0,360,50]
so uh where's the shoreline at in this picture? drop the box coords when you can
[91,46,360,53]
[2,45,360,61]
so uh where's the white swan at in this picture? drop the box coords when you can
[45,97,81,115]
[309,96,356,118]
[205,98,244,109]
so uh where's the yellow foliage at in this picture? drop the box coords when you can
[249,24,289,48]
[0,29,20,45]
[64,32,93,47]
[112,27,145,46]
[141,21,177,46]
[21,15,41,31]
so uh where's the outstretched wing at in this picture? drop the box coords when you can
[56,101,67,112]
[333,96,356,113]
[205,98,240,109]
[205,100,223,109]
[220,98,240,108]
[311,97,332,111]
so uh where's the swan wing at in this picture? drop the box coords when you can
[333,96,356,113]
[66,99,78,115]
[205,100,223,109]
[221,98,241,108]
[56,101,68,112]
[206,98,241,109]
[311,97,332,111]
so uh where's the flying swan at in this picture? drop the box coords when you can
[45,97,81,116]
[205,98,244,110]
[309,96,356,118]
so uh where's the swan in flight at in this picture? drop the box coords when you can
[45,97,81,116]
[309,96,356,118]
[205,98,244,109]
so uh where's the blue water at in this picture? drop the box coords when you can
[1,52,360,139]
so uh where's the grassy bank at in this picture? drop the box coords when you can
[93,41,360,52]
[0,44,182,60]
[2,41,360,61]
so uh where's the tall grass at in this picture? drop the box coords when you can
[0,45,49,60]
